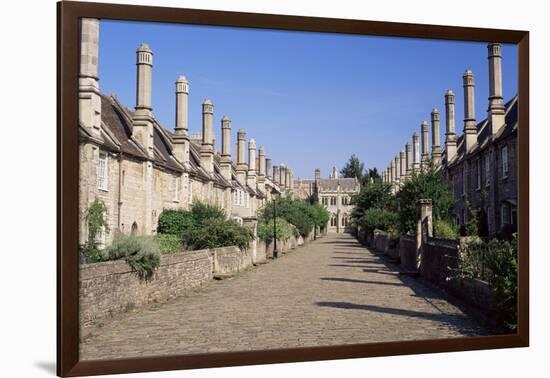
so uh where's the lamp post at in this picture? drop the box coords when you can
[271,187,279,258]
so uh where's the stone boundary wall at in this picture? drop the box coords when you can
[421,238,459,286]
[81,233,312,324]
[399,235,416,271]
[80,248,213,324]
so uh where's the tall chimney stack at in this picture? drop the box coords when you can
[394,155,401,186]
[405,142,412,178]
[488,43,506,135]
[132,43,154,157]
[279,163,286,188]
[444,90,457,164]
[273,165,280,186]
[236,129,247,184]
[79,18,101,138]
[220,115,232,181]
[200,99,214,174]
[247,139,257,188]
[412,132,420,173]
[431,108,442,167]
[421,121,430,170]
[463,70,477,152]
[266,158,272,179]
[399,150,406,179]
[258,146,266,184]
[173,75,190,165]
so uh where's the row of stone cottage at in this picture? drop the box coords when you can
[381,43,518,238]
[78,18,295,246]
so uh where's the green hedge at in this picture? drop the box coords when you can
[434,219,458,240]
[358,208,398,233]
[106,235,161,275]
[257,218,293,244]
[180,218,253,251]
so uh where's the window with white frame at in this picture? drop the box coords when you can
[97,152,108,191]
[501,145,509,178]
[172,176,179,202]
[245,192,250,208]
[485,154,491,186]
[233,190,238,205]
[330,196,336,206]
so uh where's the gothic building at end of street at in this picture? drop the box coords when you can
[382,43,518,238]
[78,18,295,246]
[293,166,360,233]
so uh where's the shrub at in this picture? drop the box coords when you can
[80,198,110,264]
[107,235,161,274]
[459,236,518,330]
[359,208,398,233]
[395,166,454,235]
[157,234,182,254]
[157,209,194,235]
[190,202,226,225]
[258,197,328,237]
[434,218,458,240]
[180,218,253,251]
[257,218,293,244]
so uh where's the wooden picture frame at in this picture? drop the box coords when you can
[57,1,529,376]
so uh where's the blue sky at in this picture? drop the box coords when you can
[98,20,517,179]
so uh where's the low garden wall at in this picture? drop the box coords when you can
[421,238,459,286]
[399,235,416,271]
[80,248,213,324]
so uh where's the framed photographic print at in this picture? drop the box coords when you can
[57,1,529,376]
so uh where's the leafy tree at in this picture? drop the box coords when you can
[351,180,394,225]
[358,208,398,233]
[340,154,365,181]
[80,198,110,263]
[258,197,329,237]
[395,166,454,235]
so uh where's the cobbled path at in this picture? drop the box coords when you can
[80,233,490,360]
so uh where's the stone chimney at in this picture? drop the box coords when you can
[412,132,420,173]
[273,165,280,185]
[173,75,190,165]
[421,121,430,170]
[132,43,154,158]
[266,158,272,179]
[279,163,286,188]
[399,150,406,179]
[315,168,321,182]
[394,155,401,185]
[79,18,101,139]
[390,160,395,185]
[236,129,247,184]
[220,115,232,181]
[200,99,214,174]
[463,70,477,152]
[431,108,442,167]
[488,43,506,135]
[258,146,266,184]
[247,139,257,188]
[332,166,339,179]
[444,90,457,163]
[286,168,292,190]
[405,142,412,178]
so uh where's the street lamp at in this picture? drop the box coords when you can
[271,187,279,258]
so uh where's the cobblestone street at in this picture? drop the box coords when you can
[80,233,490,360]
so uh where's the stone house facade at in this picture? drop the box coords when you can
[78,18,289,246]
[383,43,518,238]
[292,166,360,233]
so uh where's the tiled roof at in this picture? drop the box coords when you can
[318,177,359,191]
